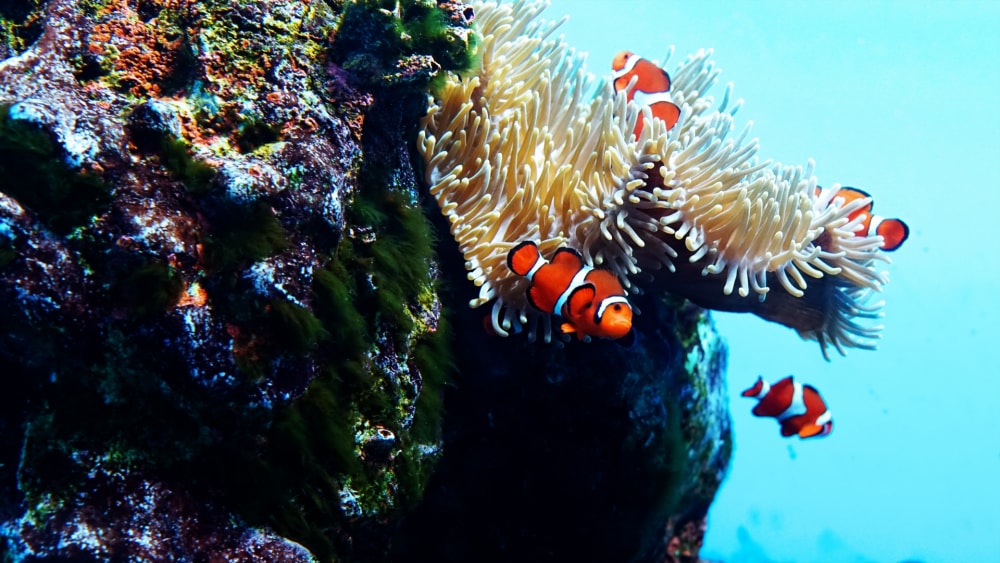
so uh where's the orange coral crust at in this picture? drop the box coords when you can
[87,0,199,98]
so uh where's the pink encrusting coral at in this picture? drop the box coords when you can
[417,0,895,357]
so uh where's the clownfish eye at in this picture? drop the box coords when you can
[613,304,622,311]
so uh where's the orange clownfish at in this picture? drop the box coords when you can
[818,186,910,251]
[742,376,833,439]
[507,241,633,341]
[612,51,681,137]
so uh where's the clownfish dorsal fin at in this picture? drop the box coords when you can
[840,186,874,214]
[551,247,584,269]
[841,186,872,199]
[565,283,596,319]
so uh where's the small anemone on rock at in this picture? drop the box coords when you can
[417,0,894,358]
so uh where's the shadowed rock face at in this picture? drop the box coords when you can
[0,1,731,561]
[393,256,732,561]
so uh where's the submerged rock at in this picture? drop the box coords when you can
[1,0,473,560]
[0,0,731,561]
[393,276,731,561]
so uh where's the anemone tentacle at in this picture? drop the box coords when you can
[418,0,895,355]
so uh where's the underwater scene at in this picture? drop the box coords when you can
[0,0,997,562]
[539,1,1000,562]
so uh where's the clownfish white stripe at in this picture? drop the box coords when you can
[553,266,593,317]
[868,216,887,238]
[597,295,630,322]
[815,409,833,426]
[632,90,675,107]
[748,378,770,399]
[775,381,808,421]
[524,255,546,281]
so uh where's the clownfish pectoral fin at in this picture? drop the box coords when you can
[873,217,909,251]
[565,283,596,319]
[526,284,547,313]
[560,321,577,335]
[507,240,541,278]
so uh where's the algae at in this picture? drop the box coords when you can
[189,175,450,560]
[0,0,45,56]
[333,0,479,90]
[200,199,289,273]
[108,259,185,318]
[0,104,111,236]
[158,135,217,195]
[0,236,14,270]
[235,118,282,154]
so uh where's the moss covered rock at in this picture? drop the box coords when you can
[0,0,475,560]
[0,1,732,561]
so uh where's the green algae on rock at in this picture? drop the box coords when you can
[1,0,738,561]
[0,103,112,235]
[0,0,476,560]
[0,0,46,58]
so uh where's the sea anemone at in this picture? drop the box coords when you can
[417,0,892,357]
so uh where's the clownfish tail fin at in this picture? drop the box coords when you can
[508,240,542,278]
[741,376,770,398]
[874,217,909,251]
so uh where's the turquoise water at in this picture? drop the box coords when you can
[541,1,1000,561]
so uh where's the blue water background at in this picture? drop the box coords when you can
[539,1,1000,561]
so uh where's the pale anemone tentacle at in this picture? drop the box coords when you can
[418,0,896,356]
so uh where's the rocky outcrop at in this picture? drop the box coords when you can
[0,1,731,561]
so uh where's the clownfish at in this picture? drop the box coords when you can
[611,51,681,137]
[507,241,633,341]
[742,376,833,439]
[818,186,909,251]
